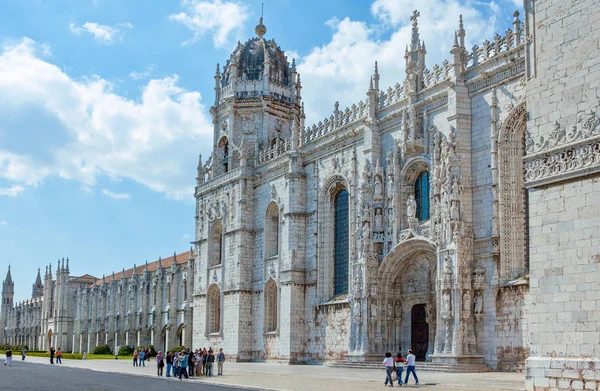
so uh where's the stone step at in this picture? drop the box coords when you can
[327,361,492,373]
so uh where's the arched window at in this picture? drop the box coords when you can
[207,285,221,334]
[166,283,171,304]
[265,203,279,258]
[183,280,187,302]
[210,223,223,267]
[414,171,430,221]
[334,189,349,295]
[264,279,278,333]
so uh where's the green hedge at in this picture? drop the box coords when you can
[117,345,134,356]
[0,344,29,351]
[170,346,186,353]
[92,344,112,355]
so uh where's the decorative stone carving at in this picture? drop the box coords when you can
[472,268,486,290]
[374,209,384,232]
[474,292,483,316]
[442,291,451,314]
[462,291,471,319]
[212,270,218,283]
[407,194,417,219]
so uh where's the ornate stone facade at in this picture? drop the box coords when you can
[192,12,531,369]
[0,252,195,354]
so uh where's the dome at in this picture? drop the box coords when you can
[221,18,292,89]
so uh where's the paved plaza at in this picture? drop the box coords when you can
[1,354,524,391]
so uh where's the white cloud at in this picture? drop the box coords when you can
[182,233,192,240]
[101,189,130,200]
[69,22,132,44]
[0,220,8,225]
[297,0,511,123]
[130,65,155,80]
[170,0,249,48]
[0,38,213,199]
[0,185,25,197]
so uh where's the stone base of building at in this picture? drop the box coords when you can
[345,352,384,362]
[430,353,485,365]
[525,356,600,391]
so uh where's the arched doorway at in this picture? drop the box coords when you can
[161,326,167,351]
[378,238,437,357]
[176,324,184,347]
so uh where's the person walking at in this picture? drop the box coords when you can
[383,352,395,387]
[188,349,195,376]
[205,349,215,377]
[133,350,139,367]
[21,347,27,361]
[55,348,62,364]
[173,352,180,378]
[49,347,55,364]
[178,352,189,380]
[4,348,12,366]
[139,348,145,367]
[404,349,419,385]
[216,348,225,375]
[156,351,164,377]
[165,351,172,377]
[395,353,406,386]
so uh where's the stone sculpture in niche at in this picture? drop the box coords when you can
[474,293,483,315]
[407,194,417,219]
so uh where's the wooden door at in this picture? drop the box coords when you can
[411,304,429,361]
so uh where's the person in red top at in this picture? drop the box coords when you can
[395,353,406,386]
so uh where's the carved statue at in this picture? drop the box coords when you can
[387,302,393,319]
[386,173,394,202]
[462,292,471,313]
[442,291,451,313]
[407,194,417,219]
[474,293,483,315]
[361,221,371,256]
[374,175,383,198]
[450,200,460,221]
[374,209,384,232]
[395,301,402,320]
[370,301,378,319]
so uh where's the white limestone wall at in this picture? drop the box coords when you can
[524,0,600,388]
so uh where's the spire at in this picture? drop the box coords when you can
[369,76,373,90]
[132,264,137,277]
[291,58,296,72]
[32,268,44,298]
[458,14,465,49]
[65,257,70,273]
[45,265,48,278]
[373,61,380,91]
[453,31,459,48]
[4,265,13,286]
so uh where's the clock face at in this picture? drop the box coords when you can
[242,120,255,134]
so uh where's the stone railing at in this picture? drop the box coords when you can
[303,100,367,145]
[195,166,242,195]
[378,83,406,109]
[466,25,524,69]
[256,139,292,165]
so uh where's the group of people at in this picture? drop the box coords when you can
[383,349,419,387]
[132,347,151,367]
[152,347,226,380]
[50,347,62,364]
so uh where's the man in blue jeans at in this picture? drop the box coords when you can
[404,349,419,385]
[165,351,172,377]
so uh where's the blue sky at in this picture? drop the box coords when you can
[0,0,521,302]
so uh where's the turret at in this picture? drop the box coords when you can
[2,265,14,306]
[32,268,44,298]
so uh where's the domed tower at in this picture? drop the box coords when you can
[210,17,302,177]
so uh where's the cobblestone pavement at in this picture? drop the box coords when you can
[1,354,525,391]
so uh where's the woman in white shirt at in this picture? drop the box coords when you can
[382,352,395,387]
